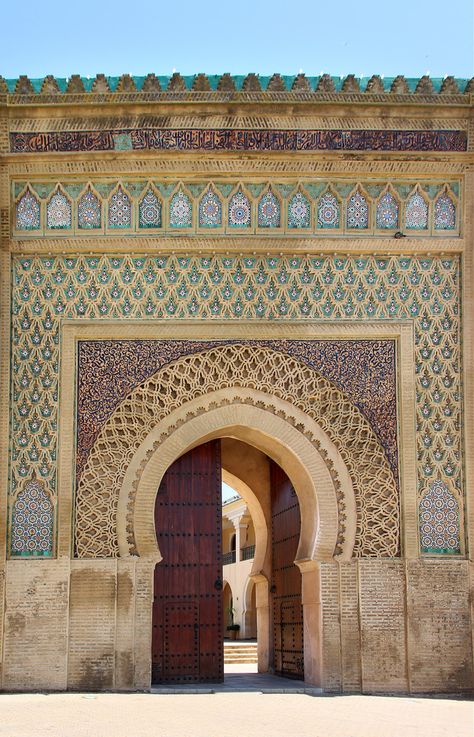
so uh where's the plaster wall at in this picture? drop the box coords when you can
[221,558,254,634]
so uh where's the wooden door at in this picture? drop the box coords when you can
[152,440,223,683]
[271,460,304,680]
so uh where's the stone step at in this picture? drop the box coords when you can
[224,650,258,655]
[224,642,258,663]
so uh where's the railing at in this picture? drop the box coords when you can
[223,551,236,565]
[223,546,255,565]
[241,544,255,561]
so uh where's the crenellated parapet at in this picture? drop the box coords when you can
[0,73,473,103]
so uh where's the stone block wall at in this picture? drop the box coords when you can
[0,559,144,691]
[321,560,473,693]
[0,566,5,687]
[68,560,117,690]
[0,558,472,692]
[2,560,69,690]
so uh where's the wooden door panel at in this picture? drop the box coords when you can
[152,440,223,684]
[280,601,304,677]
[271,460,304,680]
[164,603,199,678]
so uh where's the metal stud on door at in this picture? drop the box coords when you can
[270,460,304,680]
[152,440,223,683]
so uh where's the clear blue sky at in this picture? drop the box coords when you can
[222,482,239,503]
[1,0,472,79]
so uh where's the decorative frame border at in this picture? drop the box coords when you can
[57,320,416,559]
[11,178,462,239]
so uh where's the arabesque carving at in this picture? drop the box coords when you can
[75,344,399,560]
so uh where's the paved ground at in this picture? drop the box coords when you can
[0,689,472,737]
[152,671,320,694]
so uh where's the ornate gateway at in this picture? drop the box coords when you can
[0,72,472,694]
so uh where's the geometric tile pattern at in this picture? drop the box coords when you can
[419,479,460,553]
[9,254,462,556]
[11,478,53,556]
[288,191,311,229]
[405,191,429,230]
[46,189,72,229]
[317,191,340,228]
[376,191,399,229]
[139,188,162,228]
[434,192,456,230]
[258,189,280,227]
[199,187,222,227]
[14,180,459,236]
[108,186,132,229]
[169,189,192,227]
[77,187,101,229]
[15,189,41,230]
[228,189,252,227]
[347,190,369,229]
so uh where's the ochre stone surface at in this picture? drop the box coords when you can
[68,561,117,691]
[321,560,474,693]
[3,560,69,690]
[0,76,472,694]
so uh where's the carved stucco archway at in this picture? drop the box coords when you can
[75,343,399,561]
[121,396,344,561]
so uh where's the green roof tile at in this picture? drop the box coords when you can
[3,74,471,95]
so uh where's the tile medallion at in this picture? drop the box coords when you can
[46,189,72,230]
[139,188,162,229]
[376,191,399,229]
[77,188,101,229]
[16,189,41,230]
[405,191,429,230]
[228,190,251,227]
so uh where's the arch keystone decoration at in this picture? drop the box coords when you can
[74,343,399,561]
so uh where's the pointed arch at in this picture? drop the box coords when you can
[77,183,102,230]
[138,183,163,229]
[375,185,400,230]
[419,479,462,554]
[227,184,252,229]
[107,183,133,229]
[15,185,41,231]
[287,185,311,229]
[10,476,54,556]
[346,185,370,229]
[434,186,457,231]
[198,184,223,228]
[257,186,281,228]
[168,183,193,229]
[46,185,72,230]
[405,186,429,230]
[316,186,341,230]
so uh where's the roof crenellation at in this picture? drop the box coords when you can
[0,73,472,98]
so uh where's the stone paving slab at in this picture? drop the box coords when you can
[0,691,472,737]
[151,672,321,694]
